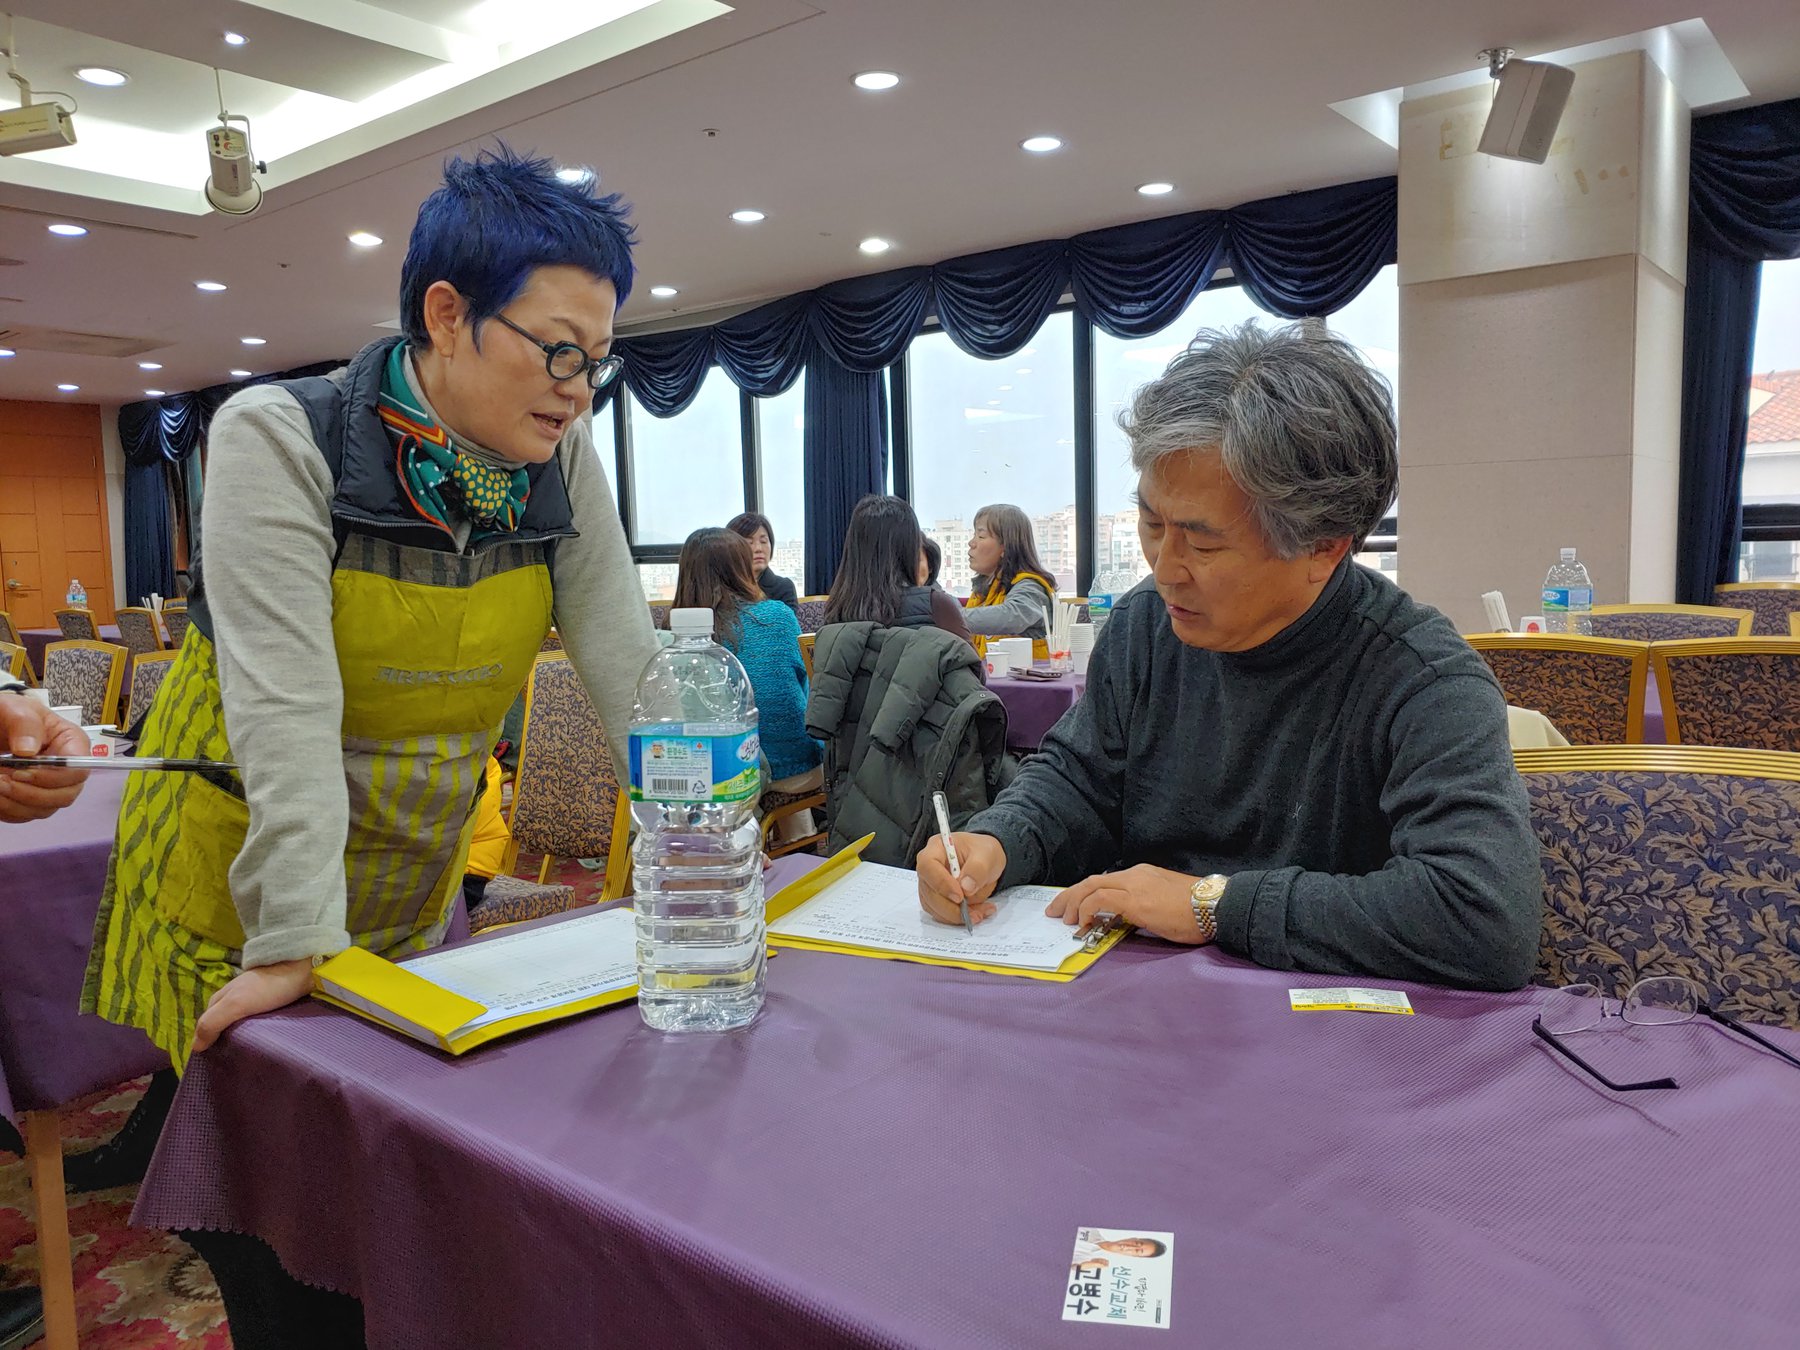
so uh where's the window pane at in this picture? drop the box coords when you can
[637,561,678,602]
[1327,266,1400,578]
[756,377,808,592]
[628,368,744,545]
[912,312,1076,595]
[1738,257,1800,581]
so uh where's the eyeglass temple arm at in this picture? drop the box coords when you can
[1702,1005,1800,1071]
[1531,1018,1680,1091]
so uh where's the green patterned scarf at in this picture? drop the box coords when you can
[377,344,529,537]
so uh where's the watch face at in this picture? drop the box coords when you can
[1197,875,1227,903]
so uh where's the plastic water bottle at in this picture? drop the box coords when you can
[1087,566,1137,630]
[628,607,765,1032]
[66,579,86,608]
[1542,548,1594,635]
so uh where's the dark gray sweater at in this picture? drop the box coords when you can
[968,561,1542,991]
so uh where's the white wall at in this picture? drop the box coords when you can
[100,406,126,608]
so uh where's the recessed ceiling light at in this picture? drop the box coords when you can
[0,348,13,358]
[649,285,679,298]
[75,67,129,87]
[1016,367,1032,375]
[230,369,253,378]
[241,336,267,346]
[224,31,247,46]
[1020,135,1063,153]
[347,230,383,248]
[730,209,766,223]
[47,223,88,237]
[859,237,891,255]
[195,280,227,291]
[998,385,1012,391]
[852,71,900,91]
[1137,181,1176,196]
[987,399,1001,406]
[58,383,79,392]
[144,389,166,397]
[555,167,594,185]
[138,361,163,371]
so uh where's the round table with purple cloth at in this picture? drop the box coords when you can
[132,854,1800,1349]
[989,669,1086,751]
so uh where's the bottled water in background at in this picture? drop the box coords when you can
[66,579,86,608]
[1087,567,1138,630]
[628,607,765,1032]
[1542,548,1594,635]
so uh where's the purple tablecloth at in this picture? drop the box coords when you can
[0,772,164,1121]
[989,671,1085,750]
[134,857,1800,1349]
[21,624,123,677]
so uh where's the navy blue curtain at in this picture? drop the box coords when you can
[803,355,888,594]
[121,462,175,603]
[1677,95,1800,602]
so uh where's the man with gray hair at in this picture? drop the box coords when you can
[917,321,1540,991]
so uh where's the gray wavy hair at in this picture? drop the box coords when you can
[1121,321,1397,559]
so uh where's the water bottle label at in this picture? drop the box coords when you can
[1088,594,1113,623]
[628,726,761,804]
[1566,587,1591,608]
[1542,587,1571,614]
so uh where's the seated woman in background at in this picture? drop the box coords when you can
[824,495,975,647]
[920,535,943,588]
[675,528,821,839]
[964,502,1055,659]
[727,511,799,612]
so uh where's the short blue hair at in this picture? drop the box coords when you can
[400,144,636,348]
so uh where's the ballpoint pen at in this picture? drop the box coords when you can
[931,790,973,934]
[0,754,237,773]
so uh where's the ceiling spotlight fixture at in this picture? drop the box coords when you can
[347,230,383,247]
[47,223,88,237]
[145,389,166,397]
[852,71,900,91]
[240,336,267,345]
[1137,181,1175,196]
[1020,135,1062,153]
[57,383,79,392]
[859,237,891,255]
[195,280,227,291]
[223,31,248,46]
[139,361,163,370]
[555,167,594,185]
[649,285,679,298]
[730,209,766,223]
[229,368,253,378]
[75,67,129,87]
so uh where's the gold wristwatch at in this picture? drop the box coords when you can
[1189,874,1227,944]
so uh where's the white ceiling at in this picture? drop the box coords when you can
[2,0,1799,405]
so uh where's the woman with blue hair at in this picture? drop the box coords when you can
[75,149,658,1201]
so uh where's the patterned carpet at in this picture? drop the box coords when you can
[0,852,610,1348]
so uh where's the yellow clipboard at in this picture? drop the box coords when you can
[765,835,1128,982]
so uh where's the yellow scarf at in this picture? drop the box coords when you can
[966,571,1055,661]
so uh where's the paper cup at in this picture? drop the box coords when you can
[52,704,83,723]
[1519,616,1546,634]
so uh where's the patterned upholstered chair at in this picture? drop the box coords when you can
[648,601,672,631]
[0,610,24,658]
[1588,604,1752,642]
[0,641,29,684]
[1713,582,1800,637]
[114,606,167,657]
[162,604,192,650]
[467,874,578,934]
[539,628,564,653]
[124,650,178,730]
[1793,614,1800,639]
[798,633,816,679]
[43,640,127,726]
[1465,634,1649,744]
[795,596,830,633]
[54,608,99,642]
[1516,746,1800,1029]
[761,781,827,859]
[1649,638,1800,752]
[506,651,632,897]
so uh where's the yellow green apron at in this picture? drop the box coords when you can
[83,534,553,1071]
[966,570,1055,662]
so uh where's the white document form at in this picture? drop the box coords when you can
[768,861,1079,971]
[404,907,638,1032]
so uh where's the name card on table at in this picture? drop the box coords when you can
[1063,1226,1175,1329]
[1288,986,1414,1015]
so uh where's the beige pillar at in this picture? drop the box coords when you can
[1396,50,1689,630]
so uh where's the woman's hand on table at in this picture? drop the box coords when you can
[191,957,317,1055]
[0,696,90,823]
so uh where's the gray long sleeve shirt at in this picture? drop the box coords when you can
[968,561,1542,991]
[963,575,1052,642]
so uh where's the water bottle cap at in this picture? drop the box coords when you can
[1559,548,1577,561]
[670,607,714,636]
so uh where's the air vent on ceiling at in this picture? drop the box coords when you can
[0,325,161,358]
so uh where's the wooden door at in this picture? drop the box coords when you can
[0,401,114,630]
